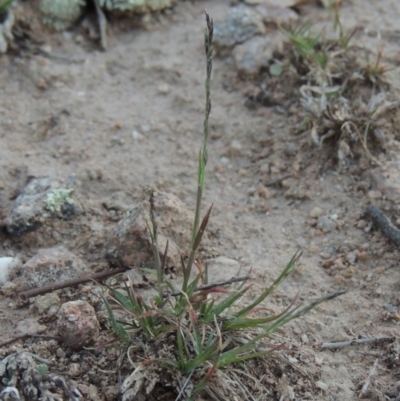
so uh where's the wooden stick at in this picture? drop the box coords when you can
[19,267,128,300]
[321,336,395,349]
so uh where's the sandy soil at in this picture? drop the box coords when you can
[0,0,399,400]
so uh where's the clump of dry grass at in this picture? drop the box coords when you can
[255,4,399,167]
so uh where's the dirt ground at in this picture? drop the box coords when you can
[0,0,400,400]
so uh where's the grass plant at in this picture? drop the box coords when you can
[102,11,344,401]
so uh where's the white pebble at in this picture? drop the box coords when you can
[132,130,144,141]
[315,381,328,391]
[0,257,19,285]
[309,206,323,218]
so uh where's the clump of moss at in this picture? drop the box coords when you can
[45,188,75,214]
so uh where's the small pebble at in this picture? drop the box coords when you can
[346,251,357,264]
[343,265,356,278]
[68,363,81,377]
[315,381,328,391]
[226,140,242,156]
[132,130,144,141]
[157,83,170,94]
[319,252,331,260]
[356,250,369,261]
[315,356,323,365]
[301,333,309,344]
[309,206,323,218]
[56,348,66,358]
[318,216,336,233]
[334,257,345,270]
[357,220,367,229]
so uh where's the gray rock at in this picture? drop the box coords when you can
[213,5,265,52]
[317,216,336,233]
[21,246,88,290]
[5,176,84,236]
[233,36,272,75]
[106,191,197,269]
[57,300,99,350]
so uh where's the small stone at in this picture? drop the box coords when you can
[0,257,20,285]
[68,363,81,377]
[315,356,323,365]
[34,293,60,314]
[257,185,274,199]
[346,251,357,265]
[322,258,335,268]
[315,381,328,391]
[334,257,345,270]
[21,246,88,291]
[226,140,243,156]
[56,348,66,358]
[357,220,367,229]
[309,207,323,218]
[47,305,59,318]
[317,216,336,233]
[356,250,369,261]
[57,300,99,350]
[319,252,331,260]
[132,130,144,141]
[301,333,309,344]
[157,83,170,95]
[343,265,356,278]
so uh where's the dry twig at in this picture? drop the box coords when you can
[321,336,395,350]
[19,267,128,300]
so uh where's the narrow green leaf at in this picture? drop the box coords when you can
[235,251,301,318]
